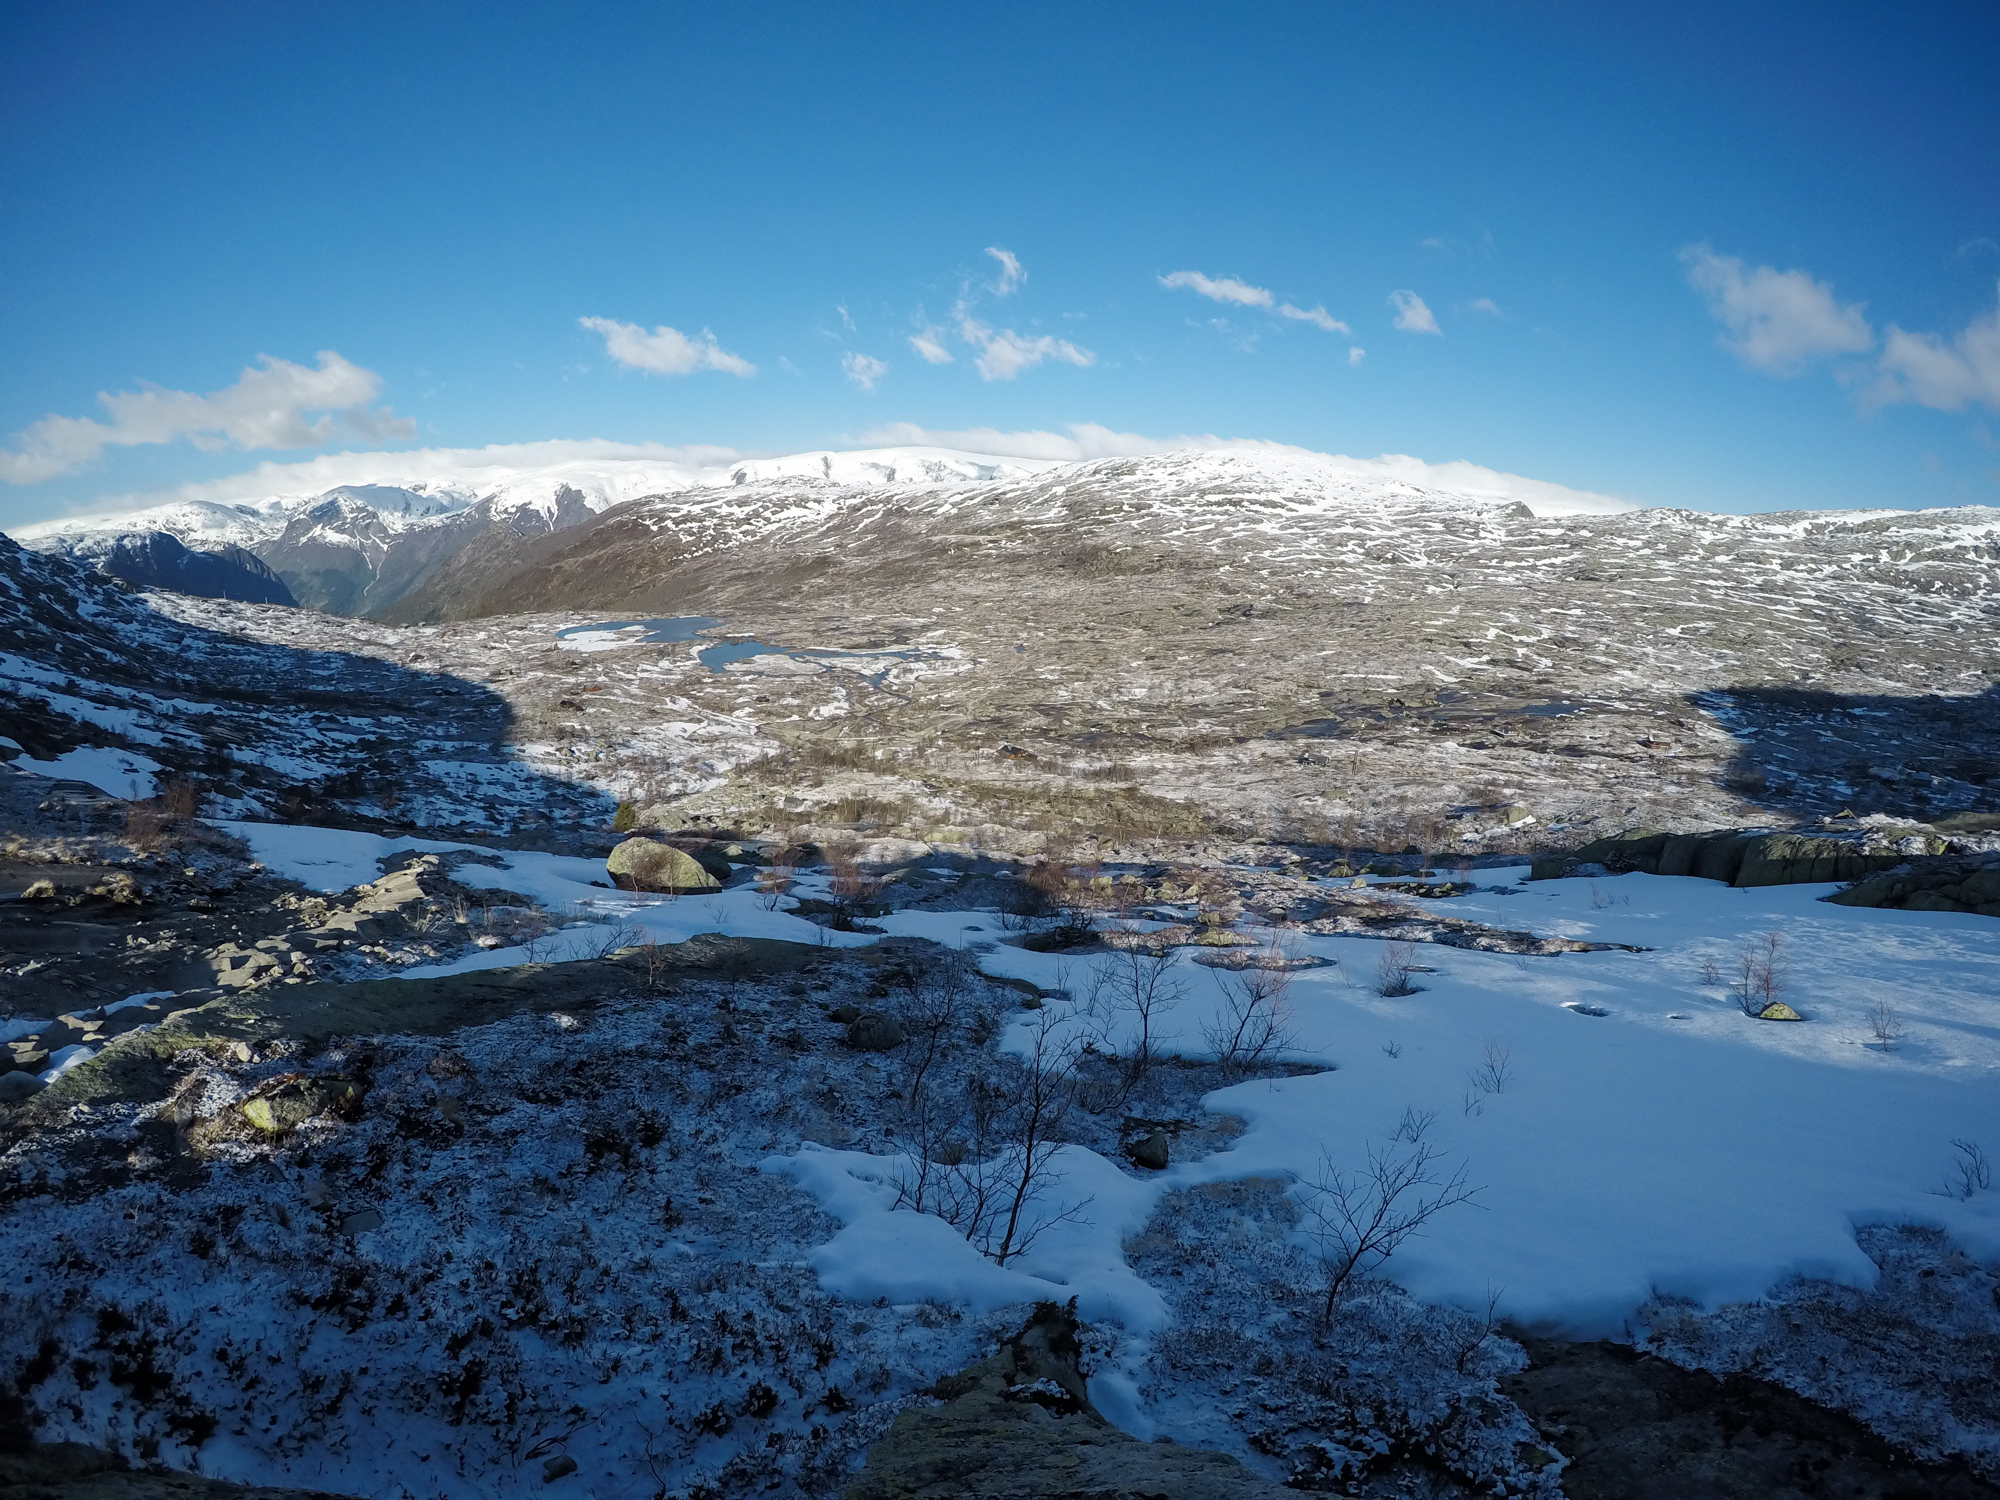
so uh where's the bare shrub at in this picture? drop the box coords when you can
[1201,956,1297,1074]
[894,953,975,1108]
[1697,955,1723,987]
[1939,1138,1992,1200]
[1449,1285,1505,1375]
[1079,945,1185,1110]
[1467,1039,1513,1096]
[894,1008,1091,1265]
[825,843,885,930]
[1376,941,1423,998]
[755,860,795,911]
[1731,929,1788,1016]
[1298,1120,1482,1320]
[1866,1001,1899,1051]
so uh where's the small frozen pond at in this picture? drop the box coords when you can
[556,617,718,652]
[557,616,938,685]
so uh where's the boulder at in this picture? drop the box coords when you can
[606,838,721,893]
[845,1013,906,1051]
[1757,1001,1803,1021]
[0,1072,45,1104]
[1125,1131,1170,1171]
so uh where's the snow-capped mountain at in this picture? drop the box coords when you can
[9,445,1629,616]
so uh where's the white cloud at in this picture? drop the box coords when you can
[1678,245,1871,374]
[1348,347,1366,366]
[841,352,889,392]
[1866,284,2000,412]
[1162,271,1350,335]
[0,352,410,485]
[1277,303,1351,334]
[578,316,755,377]
[1159,270,1274,308]
[1466,298,1503,317]
[954,310,1094,381]
[1389,290,1442,335]
[837,304,857,332]
[985,246,1024,296]
[907,327,955,365]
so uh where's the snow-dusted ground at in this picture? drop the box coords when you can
[221,822,2000,1359]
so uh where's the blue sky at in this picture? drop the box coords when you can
[2,0,1997,527]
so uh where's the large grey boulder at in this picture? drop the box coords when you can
[606,838,721,893]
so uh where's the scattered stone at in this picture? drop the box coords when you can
[827,1003,862,1024]
[541,1455,578,1483]
[340,1208,383,1235]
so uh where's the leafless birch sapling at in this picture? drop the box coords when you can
[1299,1123,1482,1321]
[1202,954,1297,1073]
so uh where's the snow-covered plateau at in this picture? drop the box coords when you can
[3,448,1999,1496]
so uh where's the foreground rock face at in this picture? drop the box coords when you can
[0,1441,357,1498]
[1501,1335,2000,1500]
[1829,855,2000,917]
[843,1303,1289,1500]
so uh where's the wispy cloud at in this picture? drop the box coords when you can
[841,352,889,392]
[0,352,411,485]
[1160,270,1351,335]
[985,246,1024,296]
[1867,284,2000,413]
[1389,290,1442,335]
[1277,303,1350,333]
[579,317,756,377]
[1678,245,1871,374]
[837,303,857,332]
[1159,270,1274,308]
[1347,347,1366,366]
[1465,298,1503,317]
[907,327,954,365]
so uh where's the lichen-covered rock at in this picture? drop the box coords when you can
[1757,1001,1802,1021]
[240,1075,363,1133]
[606,838,721,893]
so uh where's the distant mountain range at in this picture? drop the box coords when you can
[8,449,1061,615]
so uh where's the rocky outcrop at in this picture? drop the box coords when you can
[1827,855,2000,917]
[843,1303,1288,1499]
[1531,828,1933,888]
